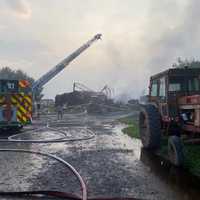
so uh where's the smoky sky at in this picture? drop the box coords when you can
[0,0,200,101]
[146,0,200,71]
[5,0,31,18]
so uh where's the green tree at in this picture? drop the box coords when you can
[173,58,200,68]
[0,67,43,100]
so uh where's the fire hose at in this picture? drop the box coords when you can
[0,123,95,143]
[0,149,87,200]
[0,121,96,199]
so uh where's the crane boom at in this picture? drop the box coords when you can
[32,34,102,92]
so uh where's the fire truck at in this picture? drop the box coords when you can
[0,34,101,130]
[0,79,32,130]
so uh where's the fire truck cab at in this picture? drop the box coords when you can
[0,79,32,130]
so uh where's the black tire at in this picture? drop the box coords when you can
[139,104,161,150]
[17,125,23,132]
[168,136,184,167]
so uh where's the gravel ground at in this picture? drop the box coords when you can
[0,112,199,200]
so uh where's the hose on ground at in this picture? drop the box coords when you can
[0,124,95,143]
[0,118,95,199]
[0,149,87,200]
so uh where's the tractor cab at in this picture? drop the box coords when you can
[149,67,200,120]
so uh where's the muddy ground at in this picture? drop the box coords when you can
[0,111,199,200]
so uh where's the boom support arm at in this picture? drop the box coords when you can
[32,34,102,93]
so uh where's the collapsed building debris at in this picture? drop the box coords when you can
[55,82,119,114]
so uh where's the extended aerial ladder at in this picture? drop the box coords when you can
[32,33,101,115]
[0,34,101,129]
[32,34,102,94]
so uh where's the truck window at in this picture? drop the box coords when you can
[150,81,158,96]
[159,77,166,97]
[0,80,18,93]
[169,77,184,92]
[169,83,181,92]
[188,77,200,91]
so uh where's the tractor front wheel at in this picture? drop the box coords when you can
[139,104,161,150]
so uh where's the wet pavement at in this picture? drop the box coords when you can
[0,111,200,200]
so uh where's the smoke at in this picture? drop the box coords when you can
[6,0,31,19]
[144,1,200,72]
[113,0,200,101]
[1,0,200,100]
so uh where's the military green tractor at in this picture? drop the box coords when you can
[139,67,200,166]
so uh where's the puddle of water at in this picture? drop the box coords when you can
[43,127,95,153]
[100,123,200,200]
[102,123,142,159]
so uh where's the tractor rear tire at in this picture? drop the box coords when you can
[139,104,161,150]
[168,136,184,167]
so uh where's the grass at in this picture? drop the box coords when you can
[118,116,139,139]
[183,145,200,176]
[119,116,200,177]
[159,140,200,176]
[158,136,200,176]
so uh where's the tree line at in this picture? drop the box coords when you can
[0,67,43,100]
[173,58,200,68]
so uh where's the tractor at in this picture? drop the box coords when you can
[139,67,200,166]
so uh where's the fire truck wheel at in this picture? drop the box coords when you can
[139,104,161,150]
[15,125,23,132]
[168,136,184,167]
